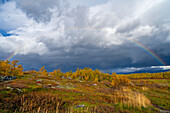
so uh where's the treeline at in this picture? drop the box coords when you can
[0,60,169,81]
[29,67,113,82]
[122,72,170,79]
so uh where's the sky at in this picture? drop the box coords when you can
[0,0,170,73]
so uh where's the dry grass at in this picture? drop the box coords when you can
[114,88,151,108]
[1,92,72,113]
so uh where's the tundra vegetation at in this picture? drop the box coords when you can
[0,60,169,112]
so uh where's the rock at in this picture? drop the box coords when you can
[16,88,22,93]
[3,76,17,81]
[7,86,14,90]
[67,77,72,80]
[78,80,83,82]
[57,85,65,89]
[75,105,86,108]
[61,76,65,79]
[93,83,97,86]
[37,79,42,82]
[36,79,42,84]
[12,88,22,94]
[51,86,56,89]
[3,76,10,80]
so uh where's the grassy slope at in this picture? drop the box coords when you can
[0,74,169,113]
[132,79,170,110]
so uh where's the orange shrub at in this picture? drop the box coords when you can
[111,75,131,88]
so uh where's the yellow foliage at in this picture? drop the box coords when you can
[85,76,89,81]
[126,72,170,79]
[111,75,131,88]
[94,77,98,82]
[0,60,24,76]
[39,66,48,76]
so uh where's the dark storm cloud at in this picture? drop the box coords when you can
[0,0,170,73]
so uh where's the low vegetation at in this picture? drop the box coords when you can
[0,60,169,112]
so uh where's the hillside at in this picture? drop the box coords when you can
[0,60,170,113]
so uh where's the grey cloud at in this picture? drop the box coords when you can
[141,0,170,25]
[71,6,89,27]
[0,0,170,72]
[116,19,140,33]
[16,0,69,22]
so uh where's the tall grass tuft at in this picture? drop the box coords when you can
[115,89,151,108]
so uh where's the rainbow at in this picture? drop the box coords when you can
[5,48,23,61]
[123,37,166,66]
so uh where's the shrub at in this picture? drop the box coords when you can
[111,75,131,88]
